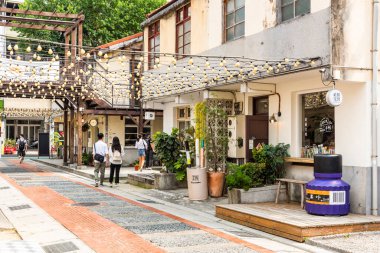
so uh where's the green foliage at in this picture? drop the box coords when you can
[16,0,166,46]
[226,163,265,191]
[82,152,93,165]
[194,102,206,140]
[153,128,181,173]
[252,143,290,184]
[53,132,63,147]
[4,139,16,148]
[205,103,229,172]
[174,155,187,181]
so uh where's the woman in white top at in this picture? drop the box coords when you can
[135,134,147,171]
[108,136,124,186]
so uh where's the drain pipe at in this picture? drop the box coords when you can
[372,0,379,216]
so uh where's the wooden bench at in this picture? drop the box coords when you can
[275,178,308,209]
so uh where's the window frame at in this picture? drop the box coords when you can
[301,91,335,156]
[148,21,160,69]
[280,0,311,22]
[176,3,191,58]
[224,0,245,42]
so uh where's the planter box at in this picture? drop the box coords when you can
[154,173,187,190]
[228,185,287,204]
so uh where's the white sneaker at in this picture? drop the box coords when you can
[110,182,113,188]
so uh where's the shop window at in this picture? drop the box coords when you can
[301,91,335,157]
[225,0,245,42]
[148,21,160,69]
[281,0,310,22]
[124,117,151,146]
[176,3,191,57]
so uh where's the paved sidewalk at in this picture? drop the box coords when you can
[29,158,334,253]
[0,161,94,253]
[0,158,283,253]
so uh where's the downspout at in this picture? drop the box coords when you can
[372,0,379,216]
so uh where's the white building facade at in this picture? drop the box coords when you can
[142,0,380,215]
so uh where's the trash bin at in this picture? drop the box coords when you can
[305,154,350,215]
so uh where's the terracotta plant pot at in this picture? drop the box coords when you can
[134,165,139,171]
[207,171,225,198]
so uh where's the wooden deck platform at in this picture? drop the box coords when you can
[216,202,380,242]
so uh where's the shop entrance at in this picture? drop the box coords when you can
[246,96,269,161]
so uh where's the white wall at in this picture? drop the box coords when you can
[268,71,371,168]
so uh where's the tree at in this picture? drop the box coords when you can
[14,0,166,47]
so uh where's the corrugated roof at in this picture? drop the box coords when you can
[98,32,143,49]
[141,0,189,28]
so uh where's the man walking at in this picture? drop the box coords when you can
[93,133,109,187]
[16,134,27,164]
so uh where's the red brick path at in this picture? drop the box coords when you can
[1,160,273,253]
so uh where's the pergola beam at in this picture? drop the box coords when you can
[0,7,80,19]
[0,22,67,32]
[0,15,76,26]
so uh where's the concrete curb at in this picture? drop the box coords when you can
[306,237,349,253]
[31,159,96,180]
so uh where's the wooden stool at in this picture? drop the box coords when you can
[275,178,307,209]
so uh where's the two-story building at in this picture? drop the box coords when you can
[140,0,380,215]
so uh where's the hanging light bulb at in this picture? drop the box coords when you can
[37,44,42,51]
[13,44,19,51]
[47,48,53,55]
[16,56,21,61]
[98,51,103,57]
[7,44,12,51]
[80,48,86,55]
[26,46,31,53]
[67,51,71,57]
[37,55,41,61]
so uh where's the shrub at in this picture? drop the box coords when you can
[226,163,266,191]
[252,143,290,184]
[153,128,181,173]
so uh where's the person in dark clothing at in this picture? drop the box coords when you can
[145,135,153,169]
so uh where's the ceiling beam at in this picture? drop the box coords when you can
[83,109,163,116]
[0,7,80,19]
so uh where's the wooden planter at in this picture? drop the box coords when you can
[207,171,225,198]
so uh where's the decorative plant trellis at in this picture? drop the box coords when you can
[205,98,232,171]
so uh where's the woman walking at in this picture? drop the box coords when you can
[135,134,147,171]
[109,136,124,187]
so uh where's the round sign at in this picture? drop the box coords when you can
[89,119,97,127]
[326,89,343,107]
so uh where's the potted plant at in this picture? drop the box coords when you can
[205,101,229,197]
[133,160,139,171]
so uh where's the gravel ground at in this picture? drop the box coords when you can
[308,232,380,253]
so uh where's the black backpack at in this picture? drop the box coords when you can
[18,141,25,151]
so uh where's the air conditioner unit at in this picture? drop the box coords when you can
[144,112,155,120]
[227,116,245,158]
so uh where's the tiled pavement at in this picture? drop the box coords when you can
[0,159,272,253]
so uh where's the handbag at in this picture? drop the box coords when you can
[94,143,105,163]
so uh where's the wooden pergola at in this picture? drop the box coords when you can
[0,6,85,165]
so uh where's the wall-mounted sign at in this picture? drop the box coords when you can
[320,117,334,133]
[145,112,155,120]
[89,119,97,127]
[326,89,343,107]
